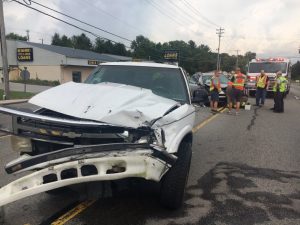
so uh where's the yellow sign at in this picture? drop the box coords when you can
[17,48,33,62]
[163,50,179,61]
[88,60,99,65]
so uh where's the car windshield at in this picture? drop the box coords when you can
[249,62,287,73]
[203,74,228,84]
[188,77,197,85]
[202,75,213,83]
[85,65,189,103]
[219,75,229,84]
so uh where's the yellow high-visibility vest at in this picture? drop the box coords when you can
[256,75,267,88]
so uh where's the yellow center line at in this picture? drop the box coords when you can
[192,107,227,133]
[51,200,96,225]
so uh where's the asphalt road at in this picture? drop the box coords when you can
[0,90,299,225]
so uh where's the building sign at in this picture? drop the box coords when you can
[88,60,100,65]
[163,50,179,61]
[17,48,33,62]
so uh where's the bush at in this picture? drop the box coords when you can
[10,78,60,86]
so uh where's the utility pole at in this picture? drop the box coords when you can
[216,27,224,71]
[0,0,10,99]
[235,49,240,68]
[26,29,29,41]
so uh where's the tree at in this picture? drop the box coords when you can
[113,43,128,56]
[60,35,73,47]
[94,38,128,56]
[51,33,61,46]
[6,32,27,41]
[291,61,300,80]
[71,33,92,50]
[51,33,73,47]
[188,40,196,49]
[131,35,160,60]
[245,51,256,61]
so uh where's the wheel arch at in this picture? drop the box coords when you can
[176,132,193,154]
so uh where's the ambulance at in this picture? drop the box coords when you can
[246,58,291,95]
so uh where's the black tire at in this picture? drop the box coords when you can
[159,141,192,209]
[249,91,255,97]
[45,187,69,195]
[0,206,5,225]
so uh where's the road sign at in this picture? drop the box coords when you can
[17,48,33,62]
[20,70,30,80]
[163,50,179,61]
[20,69,30,93]
[88,60,100,65]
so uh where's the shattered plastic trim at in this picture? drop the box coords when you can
[0,152,169,207]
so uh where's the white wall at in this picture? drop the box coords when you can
[65,57,101,67]
[0,40,66,67]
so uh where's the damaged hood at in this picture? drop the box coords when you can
[29,82,180,128]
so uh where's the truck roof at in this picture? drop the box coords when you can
[100,61,180,69]
[251,58,290,63]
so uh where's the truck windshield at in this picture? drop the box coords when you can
[85,65,189,103]
[249,62,287,73]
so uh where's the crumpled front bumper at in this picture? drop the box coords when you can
[0,143,176,207]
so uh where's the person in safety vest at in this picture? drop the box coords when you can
[226,81,234,114]
[273,71,287,113]
[210,70,222,113]
[255,70,269,106]
[231,67,246,115]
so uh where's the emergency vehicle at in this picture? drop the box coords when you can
[246,58,291,95]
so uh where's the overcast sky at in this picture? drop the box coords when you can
[4,0,300,58]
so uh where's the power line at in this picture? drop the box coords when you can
[7,27,53,37]
[164,0,196,25]
[145,0,186,27]
[79,0,147,36]
[146,0,212,37]
[10,0,132,48]
[216,27,225,70]
[26,29,29,41]
[166,0,212,29]
[235,49,240,68]
[182,0,219,28]
[29,0,133,43]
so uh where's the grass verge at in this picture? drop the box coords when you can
[0,89,35,99]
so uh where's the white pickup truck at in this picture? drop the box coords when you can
[0,62,196,210]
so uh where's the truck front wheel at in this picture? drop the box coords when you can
[159,141,192,209]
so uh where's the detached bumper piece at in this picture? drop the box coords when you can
[5,143,176,174]
[0,144,177,207]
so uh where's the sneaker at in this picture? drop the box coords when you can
[227,111,232,115]
[235,112,240,116]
